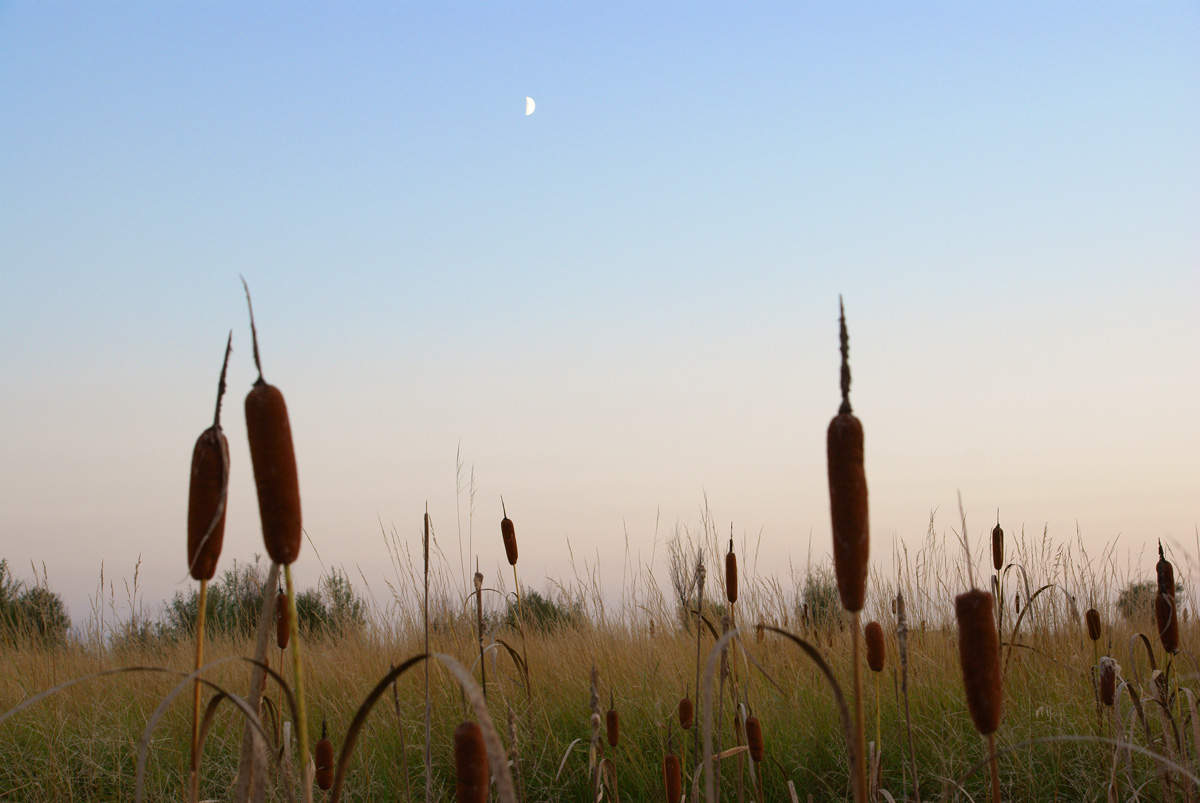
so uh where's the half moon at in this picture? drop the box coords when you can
[525,96,535,116]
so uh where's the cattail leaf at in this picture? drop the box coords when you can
[553,738,585,783]
[1001,583,1054,680]
[702,626,853,803]
[493,638,531,693]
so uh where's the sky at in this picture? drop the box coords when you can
[1,2,1197,624]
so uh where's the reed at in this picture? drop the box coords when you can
[679,693,694,731]
[276,589,290,650]
[185,333,232,803]
[864,620,885,765]
[1086,608,1101,643]
[956,589,1003,803]
[606,691,619,748]
[453,720,489,803]
[746,715,764,802]
[827,298,869,803]
[991,522,1004,572]
[1156,542,1179,655]
[500,499,530,691]
[242,279,308,802]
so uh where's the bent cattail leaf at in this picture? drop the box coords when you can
[955,589,1002,736]
[745,716,764,763]
[663,753,682,802]
[678,696,694,730]
[501,500,518,566]
[827,300,868,613]
[1099,657,1117,707]
[606,707,619,748]
[243,282,301,565]
[186,334,232,581]
[991,522,1004,572]
[1086,608,1101,642]
[1156,542,1179,654]
[454,720,489,803]
[865,620,885,672]
[725,537,738,604]
[315,719,334,791]
[275,589,289,650]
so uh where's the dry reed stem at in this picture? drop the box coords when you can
[234,561,280,803]
[283,564,311,803]
[187,578,208,803]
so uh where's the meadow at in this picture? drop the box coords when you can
[1,517,1196,803]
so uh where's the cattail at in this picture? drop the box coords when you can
[955,589,1002,736]
[242,282,301,565]
[756,621,765,644]
[276,589,290,649]
[1099,657,1117,706]
[725,537,738,604]
[454,720,489,803]
[315,719,334,791]
[499,498,519,567]
[865,621,885,672]
[678,695,694,730]
[606,707,619,748]
[1086,608,1101,642]
[828,300,868,612]
[991,521,1004,572]
[1156,542,1179,654]
[186,334,232,581]
[745,716,764,763]
[663,753,682,802]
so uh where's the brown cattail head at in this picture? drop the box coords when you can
[756,621,765,644]
[955,589,1003,736]
[187,334,233,582]
[242,280,301,566]
[745,715,764,763]
[454,720,489,803]
[1099,657,1117,706]
[1086,608,1102,642]
[1156,542,1179,654]
[663,753,682,802]
[991,521,1004,572]
[678,695,694,730]
[276,590,290,649]
[606,708,619,748]
[827,302,868,613]
[864,620,885,672]
[187,427,229,581]
[500,498,518,566]
[315,719,334,791]
[725,537,738,604]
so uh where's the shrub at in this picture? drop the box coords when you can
[0,560,70,646]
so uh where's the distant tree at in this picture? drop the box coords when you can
[1118,579,1183,623]
[0,560,70,646]
[801,564,848,630]
[506,589,583,633]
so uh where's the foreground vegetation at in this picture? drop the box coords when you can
[1,522,1196,802]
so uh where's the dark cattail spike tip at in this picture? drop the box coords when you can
[955,589,1003,736]
[838,296,852,414]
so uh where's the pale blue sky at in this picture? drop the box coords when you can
[1,2,1197,621]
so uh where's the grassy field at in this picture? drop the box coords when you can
[1,522,1195,803]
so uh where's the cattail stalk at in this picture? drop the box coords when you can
[828,299,869,803]
[693,560,706,786]
[186,333,232,803]
[474,563,486,701]
[501,499,531,694]
[423,508,432,803]
[283,564,310,800]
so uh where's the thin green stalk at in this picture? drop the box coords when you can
[284,564,311,803]
[188,578,208,803]
[852,611,867,803]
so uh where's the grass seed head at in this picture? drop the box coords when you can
[955,589,1003,736]
[864,620,885,672]
[745,715,764,763]
[1086,608,1101,642]
[453,720,489,803]
[1156,542,1179,654]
